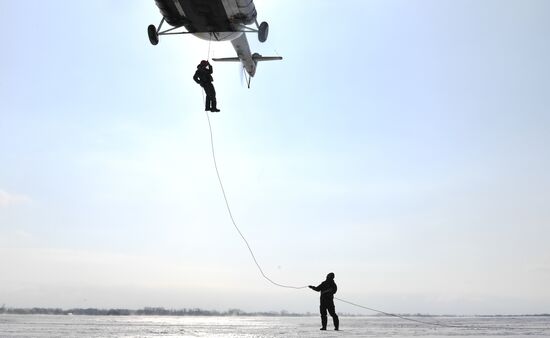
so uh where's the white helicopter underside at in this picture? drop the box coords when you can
[192,32,243,42]
[191,0,255,42]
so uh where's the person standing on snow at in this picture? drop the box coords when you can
[309,272,339,331]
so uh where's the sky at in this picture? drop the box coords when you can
[1,0,549,315]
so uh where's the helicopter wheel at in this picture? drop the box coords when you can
[148,24,159,45]
[258,21,269,43]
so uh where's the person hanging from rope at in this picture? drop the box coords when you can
[309,272,339,331]
[193,60,220,112]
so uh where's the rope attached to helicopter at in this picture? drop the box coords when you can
[201,34,304,290]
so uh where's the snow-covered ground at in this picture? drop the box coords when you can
[1,314,549,337]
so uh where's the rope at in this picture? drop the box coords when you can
[207,34,212,61]
[335,297,550,330]
[204,112,308,290]
[335,297,468,328]
[200,32,303,289]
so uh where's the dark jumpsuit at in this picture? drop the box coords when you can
[193,65,217,111]
[311,279,339,329]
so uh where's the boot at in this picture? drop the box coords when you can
[210,100,220,112]
[333,316,339,331]
[320,316,327,330]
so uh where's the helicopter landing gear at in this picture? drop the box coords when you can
[148,24,159,45]
[258,21,269,43]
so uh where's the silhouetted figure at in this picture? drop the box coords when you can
[309,272,339,331]
[193,60,220,112]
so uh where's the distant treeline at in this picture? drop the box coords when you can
[0,306,549,317]
[0,306,309,317]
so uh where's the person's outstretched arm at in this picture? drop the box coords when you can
[309,282,324,292]
[309,285,319,292]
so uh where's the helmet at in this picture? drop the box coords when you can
[327,272,335,280]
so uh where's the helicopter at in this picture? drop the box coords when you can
[148,0,282,87]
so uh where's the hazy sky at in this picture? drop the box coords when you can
[1,0,549,315]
